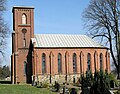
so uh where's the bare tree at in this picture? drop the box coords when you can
[83,0,120,78]
[0,0,9,56]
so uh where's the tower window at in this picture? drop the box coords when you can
[22,28,27,47]
[23,38,26,47]
[22,14,27,24]
[24,61,26,75]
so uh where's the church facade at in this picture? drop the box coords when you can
[11,6,110,84]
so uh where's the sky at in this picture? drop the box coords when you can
[3,0,90,66]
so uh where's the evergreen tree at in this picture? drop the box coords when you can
[0,65,10,80]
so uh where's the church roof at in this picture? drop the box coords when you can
[32,34,105,48]
[13,6,34,9]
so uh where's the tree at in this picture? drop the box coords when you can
[0,65,10,80]
[81,71,111,94]
[1,65,10,79]
[0,0,9,57]
[83,0,120,78]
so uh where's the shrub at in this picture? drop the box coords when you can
[80,70,111,94]
[69,88,78,94]
[72,83,81,87]
[114,90,120,94]
[109,73,118,87]
[42,82,49,88]
[37,82,49,88]
[54,81,60,92]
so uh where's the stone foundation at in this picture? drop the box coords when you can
[34,74,81,84]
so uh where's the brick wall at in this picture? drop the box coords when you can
[33,47,110,83]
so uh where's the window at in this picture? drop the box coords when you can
[73,53,77,73]
[94,51,97,72]
[87,53,91,71]
[42,53,46,74]
[105,51,110,72]
[80,52,83,73]
[24,61,26,75]
[100,53,103,70]
[23,38,26,47]
[22,14,27,24]
[22,28,27,47]
[58,53,62,73]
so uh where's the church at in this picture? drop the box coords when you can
[11,6,110,84]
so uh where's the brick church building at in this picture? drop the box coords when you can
[11,6,110,84]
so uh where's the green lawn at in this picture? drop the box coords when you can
[0,84,57,94]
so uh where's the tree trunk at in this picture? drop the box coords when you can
[117,67,120,79]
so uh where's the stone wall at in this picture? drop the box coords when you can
[36,74,81,84]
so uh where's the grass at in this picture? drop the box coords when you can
[0,84,57,94]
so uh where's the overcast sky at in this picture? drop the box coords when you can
[3,0,90,66]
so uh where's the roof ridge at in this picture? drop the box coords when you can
[35,34,86,36]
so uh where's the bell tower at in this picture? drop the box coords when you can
[11,6,34,84]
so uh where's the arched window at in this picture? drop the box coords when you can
[42,53,46,74]
[87,53,91,71]
[80,52,83,73]
[58,53,62,73]
[65,51,68,77]
[100,53,103,70]
[94,51,97,72]
[73,53,77,73]
[22,14,27,24]
[106,52,108,72]
[22,28,27,47]
[24,61,27,75]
